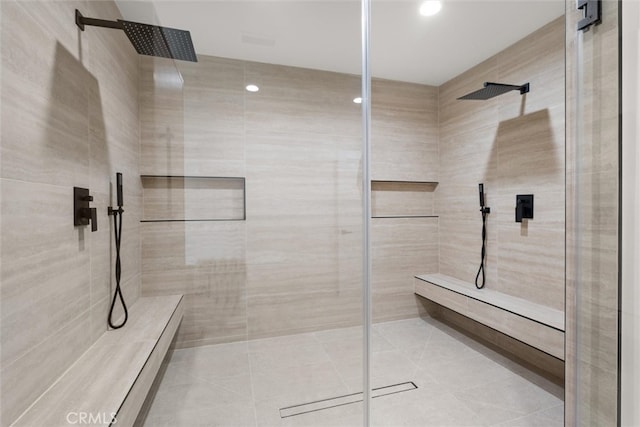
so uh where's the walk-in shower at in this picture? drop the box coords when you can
[2,0,625,425]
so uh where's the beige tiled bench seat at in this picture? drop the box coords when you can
[415,273,564,360]
[13,295,184,427]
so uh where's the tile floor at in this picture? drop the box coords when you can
[142,317,564,427]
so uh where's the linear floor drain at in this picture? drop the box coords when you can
[279,381,417,418]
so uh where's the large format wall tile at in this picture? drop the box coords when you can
[436,17,565,311]
[141,221,247,347]
[372,79,438,182]
[0,1,141,424]
[141,55,440,345]
[139,17,563,352]
[372,218,438,321]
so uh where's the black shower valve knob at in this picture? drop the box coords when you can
[73,187,98,232]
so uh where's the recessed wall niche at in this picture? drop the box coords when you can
[141,176,246,222]
[371,180,438,218]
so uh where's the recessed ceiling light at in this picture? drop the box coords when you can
[353,97,363,104]
[246,84,259,92]
[419,0,442,17]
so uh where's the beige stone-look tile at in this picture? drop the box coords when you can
[184,86,245,135]
[494,404,564,427]
[333,349,418,392]
[439,58,499,139]
[174,290,247,348]
[140,317,565,427]
[1,43,90,185]
[245,60,360,108]
[181,133,246,178]
[244,64,361,138]
[1,1,141,423]
[436,14,566,356]
[251,361,349,406]
[253,399,362,427]
[414,333,482,368]
[453,375,562,426]
[419,353,516,393]
[373,318,434,351]
[495,225,565,309]
[144,381,256,426]
[139,57,185,177]
[168,342,251,387]
[249,341,331,373]
[1,310,93,426]
[247,289,362,340]
[178,55,244,92]
[433,306,565,382]
[373,389,487,427]
[0,180,90,367]
[90,295,111,343]
[318,331,392,362]
[142,220,247,346]
[372,218,438,321]
[14,298,183,426]
[371,79,438,182]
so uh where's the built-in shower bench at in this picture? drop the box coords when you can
[13,295,184,427]
[414,273,564,360]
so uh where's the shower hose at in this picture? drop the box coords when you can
[475,208,488,289]
[108,206,128,329]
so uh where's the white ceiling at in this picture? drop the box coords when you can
[115,0,564,86]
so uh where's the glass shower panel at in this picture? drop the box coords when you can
[370,1,566,425]
[136,2,366,426]
[567,1,621,425]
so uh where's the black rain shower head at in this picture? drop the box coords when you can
[457,82,529,101]
[75,10,197,62]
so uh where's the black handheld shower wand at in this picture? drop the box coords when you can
[108,173,128,329]
[475,184,490,289]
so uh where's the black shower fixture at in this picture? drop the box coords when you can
[475,183,490,290]
[515,194,534,223]
[108,173,128,329]
[75,9,197,62]
[458,82,530,100]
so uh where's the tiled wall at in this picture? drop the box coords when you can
[565,0,620,424]
[140,55,439,347]
[436,17,566,311]
[0,1,141,424]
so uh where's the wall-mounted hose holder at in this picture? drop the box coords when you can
[107,173,128,329]
[475,183,490,289]
[74,187,97,232]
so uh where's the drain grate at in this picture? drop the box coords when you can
[279,381,418,418]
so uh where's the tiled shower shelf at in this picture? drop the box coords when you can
[371,180,438,218]
[141,175,246,222]
[371,180,439,185]
[415,273,565,360]
[372,215,439,219]
[14,296,184,427]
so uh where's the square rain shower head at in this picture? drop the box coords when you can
[457,82,530,100]
[119,20,198,62]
